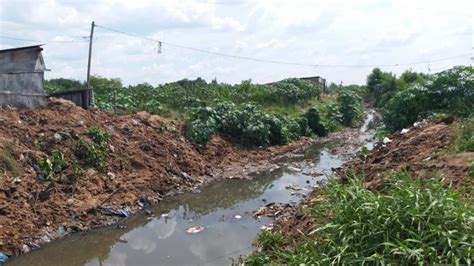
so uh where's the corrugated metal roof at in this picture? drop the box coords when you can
[0,44,44,54]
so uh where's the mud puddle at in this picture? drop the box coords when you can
[6,112,377,266]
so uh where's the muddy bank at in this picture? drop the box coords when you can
[338,118,473,189]
[0,98,317,257]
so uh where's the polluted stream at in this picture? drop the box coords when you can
[7,112,377,266]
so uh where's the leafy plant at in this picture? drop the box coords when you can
[74,128,111,169]
[246,172,473,264]
[337,90,362,127]
[38,151,68,181]
[305,107,328,137]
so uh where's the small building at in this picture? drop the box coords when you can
[0,45,48,109]
[300,76,327,93]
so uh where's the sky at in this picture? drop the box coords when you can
[0,0,472,86]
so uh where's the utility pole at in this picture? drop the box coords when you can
[86,21,95,106]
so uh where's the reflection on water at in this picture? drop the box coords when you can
[7,111,376,266]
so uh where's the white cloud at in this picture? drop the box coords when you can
[1,0,471,85]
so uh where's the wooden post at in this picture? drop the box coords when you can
[113,88,117,114]
[86,21,95,106]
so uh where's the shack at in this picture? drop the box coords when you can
[0,45,47,109]
[300,76,327,93]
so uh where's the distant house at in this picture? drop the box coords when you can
[300,76,327,93]
[0,45,48,108]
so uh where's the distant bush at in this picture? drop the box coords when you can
[185,101,334,147]
[384,66,473,131]
[337,90,363,127]
[305,107,328,136]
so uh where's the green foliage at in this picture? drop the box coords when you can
[337,90,362,127]
[452,117,474,152]
[38,151,68,181]
[185,102,336,147]
[305,107,328,136]
[45,78,83,94]
[74,128,111,169]
[383,66,473,131]
[247,172,474,265]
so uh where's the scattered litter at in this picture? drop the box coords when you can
[422,156,432,161]
[383,137,392,144]
[19,153,25,161]
[103,207,129,217]
[0,252,8,262]
[287,166,302,172]
[185,225,204,234]
[413,122,421,127]
[57,226,65,234]
[285,184,304,191]
[161,213,170,218]
[302,170,324,177]
[253,203,291,218]
[234,215,242,219]
[53,133,62,141]
[12,177,21,184]
[21,244,30,253]
[40,235,51,243]
[259,224,274,231]
[106,172,115,180]
[401,128,410,134]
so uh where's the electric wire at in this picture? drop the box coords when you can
[94,24,471,68]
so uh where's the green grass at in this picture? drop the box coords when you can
[451,116,474,153]
[245,172,473,265]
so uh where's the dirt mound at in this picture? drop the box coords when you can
[338,118,473,189]
[0,98,312,256]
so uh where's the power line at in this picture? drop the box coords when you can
[0,35,88,44]
[94,24,470,68]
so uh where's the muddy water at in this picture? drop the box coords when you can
[7,113,377,266]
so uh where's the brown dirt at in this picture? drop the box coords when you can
[338,118,473,189]
[0,98,315,256]
[272,118,473,239]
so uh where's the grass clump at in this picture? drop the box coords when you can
[0,140,21,177]
[74,127,112,169]
[452,117,474,152]
[246,172,473,265]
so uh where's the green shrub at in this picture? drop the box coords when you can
[38,150,68,181]
[305,107,328,136]
[247,172,474,264]
[337,90,362,127]
[383,66,474,132]
[74,128,111,169]
[452,117,474,152]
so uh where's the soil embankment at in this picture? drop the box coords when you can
[0,98,314,256]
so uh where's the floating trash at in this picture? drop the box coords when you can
[185,225,204,234]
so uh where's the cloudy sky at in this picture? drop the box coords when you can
[0,0,472,85]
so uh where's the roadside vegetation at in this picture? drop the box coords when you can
[46,76,365,147]
[245,173,473,265]
[366,66,473,132]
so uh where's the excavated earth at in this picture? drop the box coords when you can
[0,98,316,256]
[268,118,473,238]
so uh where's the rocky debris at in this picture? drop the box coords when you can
[253,203,292,219]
